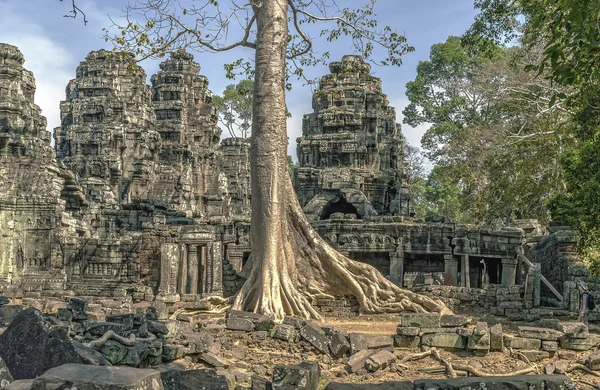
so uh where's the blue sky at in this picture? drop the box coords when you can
[0,0,479,160]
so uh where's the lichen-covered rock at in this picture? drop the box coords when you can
[161,369,228,390]
[300,322,329,354]
[30,364,162,390]
[0,308,83,380]
[272,361,320,390]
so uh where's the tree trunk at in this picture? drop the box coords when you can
[232,0,450,320]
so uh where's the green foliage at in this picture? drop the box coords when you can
[287,155,299,181]
[212,79,254,139]
[402,36,502,161]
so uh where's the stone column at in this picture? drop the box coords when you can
[389,246,404,287]
[501,258,518,286]
[186,245,199,295]
[159,243,179,296]
[210,241,223,296]
[461,254,470,288]
[444,255,458,286]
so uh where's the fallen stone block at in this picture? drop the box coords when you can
[421,333,466,350]
[396,326,419,336]
[161,345,181,362]
[490,324,503,351]
[30,364,162,390]
[187,330,214,354]
[506,336,541,350]
[328,332,350,358]
[299,322,329,354]
[440,314,471,327]
[467,322,490,352]
[226,310,274,332]
[348,333,368,354]
[517,326,563,341]
[105,314,135,331]
[55,308,72,322]
[560,334,600,351]
[586,352,600,370]
[4,380,33,390]
[271,324,296,342]
[67,298,88,313]
[72,342,111,366]
[419,327,458,335]
[147,320,169,335]
[199,352,228,368]
[272,361,319,390]
[558,322,588,339]
[99,340,128,365]
[0,357,13,389]
[251,375,272,390]
[401,313,440,328]
[161,369,228,390]
[456,328,473,337]
[0,308,83,379]
[393,335,420,348]
[365,350,395,372]
[541,341,558,352]
[87,322,125,337]
[282,316,305,329]
[347,350,376,373]
[366,335,393,349]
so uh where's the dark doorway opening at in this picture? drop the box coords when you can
[320,196,360,220]
[348,252,390,277]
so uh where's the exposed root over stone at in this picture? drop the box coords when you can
[232,179,451,321]
[401,350,432,363]
[431,348,457,378]
[568,364,600,378]
[85,330,136,349]
[453,363,537,377]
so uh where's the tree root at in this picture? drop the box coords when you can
[453,363,537,377]
[85,330,136,349]
[400,350,432,363]
[577,379,600,389]
[431,348,457,378]
[568,364,600,378]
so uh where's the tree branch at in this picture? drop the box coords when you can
[62,0,87,25]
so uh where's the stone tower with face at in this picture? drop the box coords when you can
[295,55,410,221]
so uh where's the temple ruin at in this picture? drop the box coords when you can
[0,44,593,321]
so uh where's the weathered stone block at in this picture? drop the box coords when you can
[226,310,274,332]
[282,316,305,329]
[272,324,296,342]
[366,335,393,350]
[0,308,83,380]
[490,324,503,351]
[199,352,228,368]
[585,352,600,370]
[328,333,350,358]
[517,326,563,341]
[30,364,162,390]
[393,335,420,348]
[401,313,440,328]
[365,350,396,372]
[161,369,228,390]
[396,326,419,336]
[347,350,376,373]
[0,357,13,389]
[421,333,466,349]
[0,306,22,327]
[440,315,471,327]
[420,327,457,335]
[506,336,541,350]
[300,322,329,354]
[348,333,368,354]
[272,361,319,390]
[105,314,135,330]
[541,341,558,352]
[413,375,576,390]
[560,335,600,351]
[87,322,125,337]
[557,322,588,338]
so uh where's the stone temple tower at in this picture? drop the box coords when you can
[54,49,160,206]
[150,49,223,217]
[294,55,410,221]
[0,44,73,288]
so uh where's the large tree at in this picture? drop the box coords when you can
[103,0,448,319]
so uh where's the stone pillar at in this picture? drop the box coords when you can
[186,245,199,295]
[158,243,179,297]
[501,258,518,286]
[444,255,458,286]
[389,246,404,287]
[210,241,223,296]
[461,254,470,288]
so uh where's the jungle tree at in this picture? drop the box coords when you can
[102,0,448,319]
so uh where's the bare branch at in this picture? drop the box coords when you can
[62,0,87,25]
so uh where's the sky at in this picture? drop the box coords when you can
[0,0,479,162]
